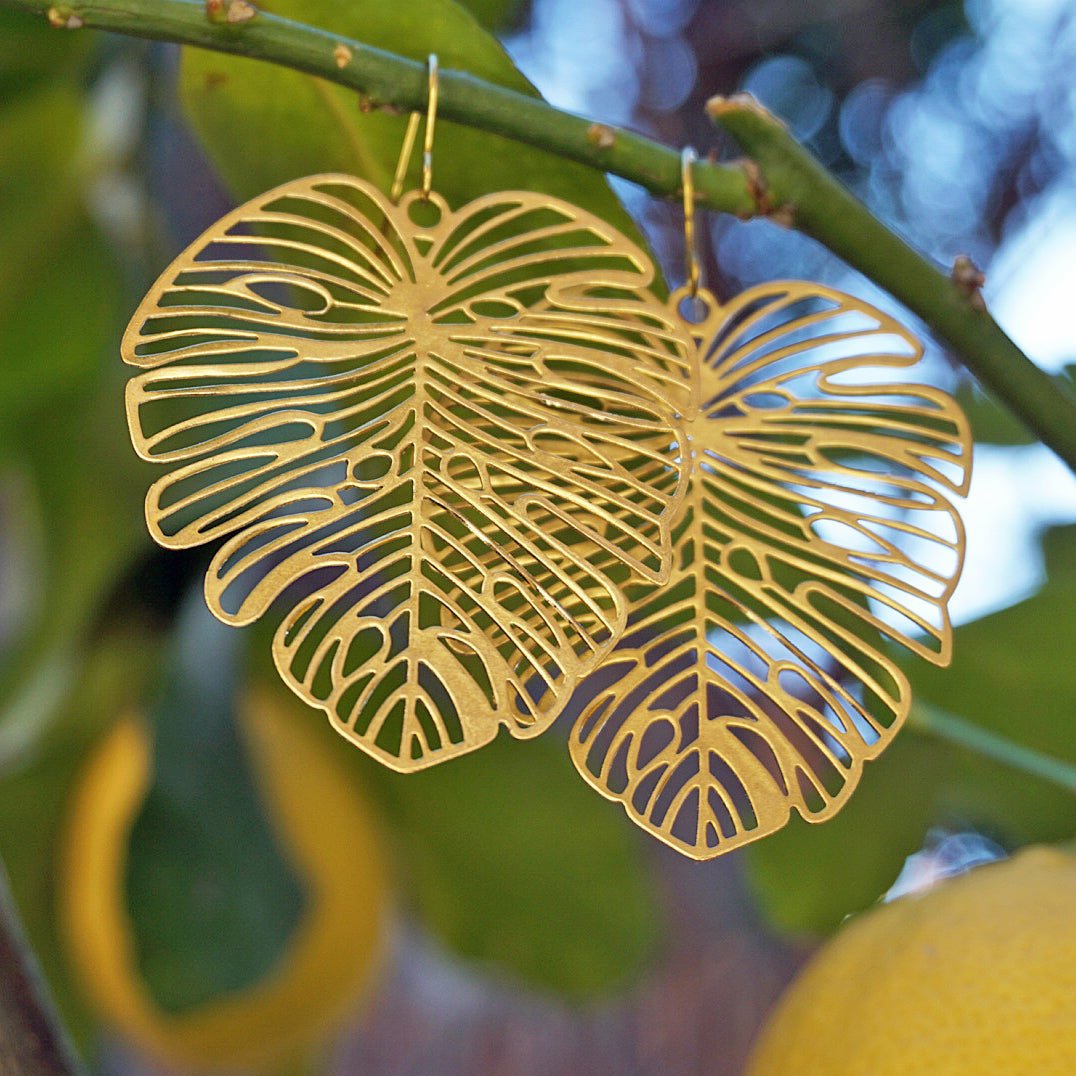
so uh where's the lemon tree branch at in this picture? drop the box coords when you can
[708,95,1076,473]
[2,0,756,210]
[4,0,1076,475]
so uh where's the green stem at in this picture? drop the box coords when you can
[3,0,755,211]
[5,0,1076,472]
[708,95,1076,473]
[909,700,1076,795]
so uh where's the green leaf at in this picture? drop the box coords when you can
[0,87,119,429]
[0,284,146,764]
[125,603,305,1013]
[454,0,528,31]
[0,81,147,764]
[361,727,661,997]
[746,523,1076,936]
[0,218,121,429]
[0,628,168,1050]
[909,524,1076,840]
[744,734,950,936]
[0,7,94,100]
[0,394,150,768]
[179,0,641,236]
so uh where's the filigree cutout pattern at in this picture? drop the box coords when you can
[123,175,689,770]
[569,283,970,858]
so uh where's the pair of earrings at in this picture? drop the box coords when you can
[122,57,970,859]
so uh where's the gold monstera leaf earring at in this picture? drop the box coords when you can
[567,148,971,858]
[122,57,690,772]
[123,65,970,858]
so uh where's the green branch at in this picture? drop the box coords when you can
[7,0,1076,472]
[708,95,1076,472]
[909,701,1076,795]
[9,0,756,210]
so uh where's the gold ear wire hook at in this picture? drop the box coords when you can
[389,55,439,203]
[390,112,422,203]
[422,54,438,200]
[387,113,419,203]
[681,146,701,299]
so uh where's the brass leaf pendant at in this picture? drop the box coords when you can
[122,175,689,770]
[123,164,971,857]
[568,283,971,858]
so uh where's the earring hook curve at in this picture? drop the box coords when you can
[422,54,438,200]
[389,54,439,203]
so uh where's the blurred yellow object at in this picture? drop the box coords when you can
[747,845,1076,1075]
[60,688,389,1072]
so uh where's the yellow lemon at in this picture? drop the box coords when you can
[60,688,389,1072]
[747,845,1076,1075]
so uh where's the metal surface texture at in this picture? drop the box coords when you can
[568,282,971,857]
[122,174,689,770]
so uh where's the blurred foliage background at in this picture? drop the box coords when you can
[1,0,1075,1073]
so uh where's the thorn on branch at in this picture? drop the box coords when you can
[46,6,83,28]
[226,0,257,24]
[731,158,794,225]
[738,158,767,217]
[952,254,987,311]
[587,123,616,150]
